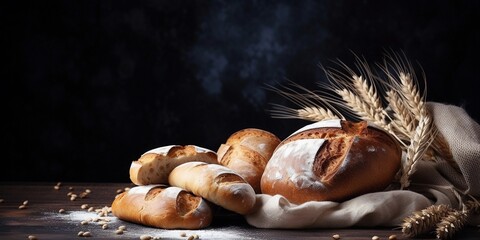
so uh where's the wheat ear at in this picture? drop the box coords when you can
[385,89,415,142]
[400,113,437,189]
[401,204,451,237]
[435,209,468,240]
[335,88,387,129]
[266,82,342,121]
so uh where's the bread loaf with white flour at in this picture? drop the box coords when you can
[261,119,402,204]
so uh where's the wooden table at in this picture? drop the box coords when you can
[1,182,478,240]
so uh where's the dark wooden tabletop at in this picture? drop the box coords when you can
[1,182,478,240]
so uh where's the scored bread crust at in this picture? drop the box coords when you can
[217,128,281,193]
[168,161,256,215]
[111,185,212,229]
[260,119,402,204]
[129,145,217,185]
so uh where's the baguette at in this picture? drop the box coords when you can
[168,162,256,215]
[111,185,212,229]
[130,145,217,185]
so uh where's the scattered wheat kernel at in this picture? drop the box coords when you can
[118,225,127,230]
[81,220,89,225]
[87,207,94,212]
[102,224,108,229]
[124,187,131,191]
[78,231,84,236]
[54,185,60,190]
[0,199,4,203]
[192,234,199,239]
[69,187,74,190]
[388,235,397,240]
[187,235,194,240]
[59,208,65,213]
[19,205,27,209]
[180,232,187,237]
[140,234,152,240]
[81,204,89,209]
[70,196,77,201]
[332,234,340,239]
[85,189,91,193]
[372,236,380,240]
[115,229,124,235]
[82,231,91,237]
[116,189,123,193]
[23,200,29,205]
[28,235,37,240]
[56,182,62,186]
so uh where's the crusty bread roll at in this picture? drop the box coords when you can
[168,161,256,215]
[129,145,217,185]
[111,185,212,229]
[217,128,281,193]
[261,119,402,204]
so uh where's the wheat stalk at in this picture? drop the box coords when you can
[435,209,468,240]
[335,88,388,129]
[400,113,437,189]
[385,89,415,141]
[401,204,451,237]
[398,72,425,120]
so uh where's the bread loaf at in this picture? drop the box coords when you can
[129,145,217,185]
[111,185,212,229]
[168,161,256,215]
[260,119,402,204]
[217,128,281,193]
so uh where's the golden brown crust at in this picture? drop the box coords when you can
[217,128,281,193]
[129,145,217,185]
[168,162,256,215]
[111,185,212,229]
[260,120,402,204]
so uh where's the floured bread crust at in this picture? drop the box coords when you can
[261,119,402,204]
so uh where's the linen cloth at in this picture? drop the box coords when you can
[245,102,480,228]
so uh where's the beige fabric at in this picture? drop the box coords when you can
[245,102,480,228]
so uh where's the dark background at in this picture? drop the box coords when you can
[3,0,479,183]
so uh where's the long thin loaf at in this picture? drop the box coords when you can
[130,145,217,185]
[111,185,212,229]
[168,162,256,215]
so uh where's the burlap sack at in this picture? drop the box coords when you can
[245,102,480,228]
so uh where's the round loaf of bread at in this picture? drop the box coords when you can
[168,161,256,215]
[129,145,217,185]
[111,185,212,229]
[260,119,402,204]
[217,128,281,193]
